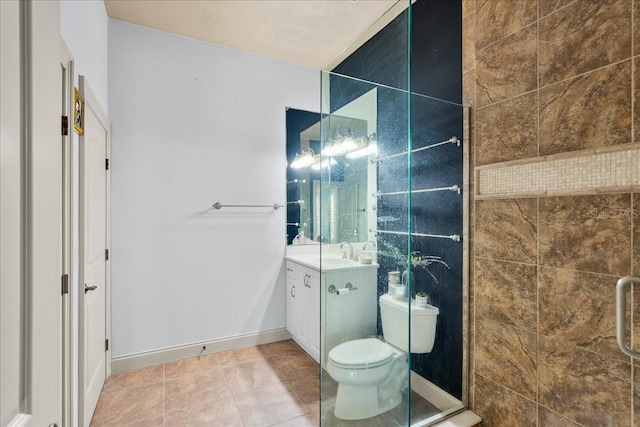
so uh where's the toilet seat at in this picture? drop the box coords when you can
[329,338,396,370]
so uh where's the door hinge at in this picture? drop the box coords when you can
[61,116,69,136]
[105,339,109,352]
[105,249,109,261]
[61,274,69,295]
[106,158,110,170]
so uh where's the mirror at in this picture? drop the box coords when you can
[286,88,377,245]
[286,108,320,245]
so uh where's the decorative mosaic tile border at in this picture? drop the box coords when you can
[476,144,640,199]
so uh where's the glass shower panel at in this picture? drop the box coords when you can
[407,92,466,424]
[319,79,467,427]
[318,0,413,424]
[319,71,414,425]
[318,1,468,425]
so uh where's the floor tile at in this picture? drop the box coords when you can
[306,400,321,421]
[90,383,164,426]
[288,375,319,405]
[122,415,165,427]
[165,369,231,412]
[218,345,265,368]
[257,339,304,358]
[225,358,285,393]
[166,394,244,427]
[92,340,450,426]
[234,381,310,427]
[269,352,319,381]
[164,352,221,380]
[272,412,319,426]
[101,364,163,394]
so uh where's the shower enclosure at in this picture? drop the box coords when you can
[317,1,470,425]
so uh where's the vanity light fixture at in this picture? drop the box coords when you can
[341,130,358,152]
[331,136,349,156]
[346,133,378,159]
[322,129,367,157]
[290,149,316,169]
[321,139,341,157]
[311,155,337,170]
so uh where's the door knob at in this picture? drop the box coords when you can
[84,284,97,294]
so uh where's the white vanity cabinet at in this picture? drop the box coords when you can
[285,254,379,365]
[285,260,320,362]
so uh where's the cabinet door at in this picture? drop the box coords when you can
[285,261,296,279]
[305,268,321,361]
[286,277,299,339]
[295,268,310,347]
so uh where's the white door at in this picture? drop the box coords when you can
[79,77,111,426]
[1,0,65,425]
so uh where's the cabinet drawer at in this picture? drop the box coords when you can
[285,261,296,278]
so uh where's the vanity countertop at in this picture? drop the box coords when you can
[285,253,321,269]
[285,253,378,271]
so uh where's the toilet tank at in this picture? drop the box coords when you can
[379,294,439,354]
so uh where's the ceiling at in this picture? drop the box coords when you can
[103,0,403,70]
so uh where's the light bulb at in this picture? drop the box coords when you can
[341,133,357,152]
[321,140,337,157]
[290,153,305,169]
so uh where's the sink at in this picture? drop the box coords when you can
[321,258,356,268]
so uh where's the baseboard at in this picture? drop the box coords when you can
[111,327,291,374]
[410,371,463,411]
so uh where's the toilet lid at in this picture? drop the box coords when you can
[329,338,395,369]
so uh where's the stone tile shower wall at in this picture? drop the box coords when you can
[463,0,640,425]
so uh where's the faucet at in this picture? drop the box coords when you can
[339,242,355,260]
[362,240,376,251]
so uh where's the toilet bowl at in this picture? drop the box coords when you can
[326,294,439,420]
[327,338,407,420]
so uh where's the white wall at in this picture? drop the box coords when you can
[108,20,319,357]
[60,0,109,110]
[60,0,109,293]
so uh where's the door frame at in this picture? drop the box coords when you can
[2,1,67,425]
[77,75,112,425]
[59,37,74,427]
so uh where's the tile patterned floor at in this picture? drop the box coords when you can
[90,339,439,426]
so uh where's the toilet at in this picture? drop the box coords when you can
[326,294,439,420]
